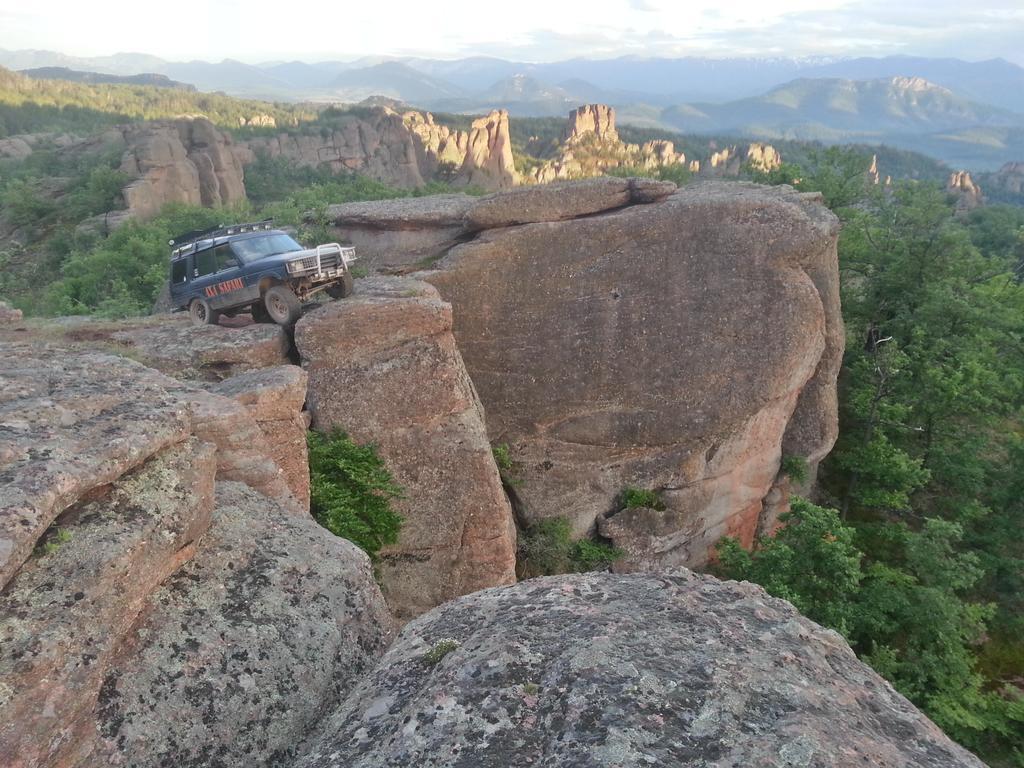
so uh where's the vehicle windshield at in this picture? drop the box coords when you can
[230,234,303,264]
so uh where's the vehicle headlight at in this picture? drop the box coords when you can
[286,259,306,274]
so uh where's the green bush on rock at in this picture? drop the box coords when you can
[308,429,403,560]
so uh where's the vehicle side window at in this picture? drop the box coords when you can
[195,249,217,278]
[213,244,237,273]
[171,260,187,284]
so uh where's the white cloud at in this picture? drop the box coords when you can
[0,0,1020,64]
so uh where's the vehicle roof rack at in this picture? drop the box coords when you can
[169,219,276,256]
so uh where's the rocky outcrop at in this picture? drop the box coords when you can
[237,106,519,191]
[563,103,619,144]
[237,107,424,188]
[110,315,291,380]
[947,170,984,211]
[319,177,676,271]
[0,343,390,767]
[212,365,311,510]
[0,131,75,160]
[419,181,842,567]
[317,180,839,569]
[458,109,519,188]
[295,278,517,621]
[113,117,246,220]
[298,570,985,768]
[0,440,216,767]
[531,104,686,183]
[747,141,782,172]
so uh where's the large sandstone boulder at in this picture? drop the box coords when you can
[295,277,517,621]
[0,343,299,589]
[423,181,843,567]
[298,570,984,768]
[88,482,392,767]
[0,440,215,767]
[0,343,389,767]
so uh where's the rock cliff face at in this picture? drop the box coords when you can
[299,570,985,768]
[563,103,619,144]
[236,106,519,190]
[429,181,842,567]
[295,278,517,621]
[0,343,391,767]
[319,179,841,569]
[109,117,247,220]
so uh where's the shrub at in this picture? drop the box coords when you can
[516,517,622,579]
[491,443,513,473]
[620,486,665,511]
[307,429,403,559]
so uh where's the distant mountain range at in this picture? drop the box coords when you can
[3,48,1024,169]
[18,66,194,90]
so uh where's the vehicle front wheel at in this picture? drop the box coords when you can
[326,272,355,300]
[264,285,302,326]
[189,298,219,326]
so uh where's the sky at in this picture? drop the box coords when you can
[0,0,1022,65]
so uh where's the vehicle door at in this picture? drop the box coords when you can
[204,244,253,310]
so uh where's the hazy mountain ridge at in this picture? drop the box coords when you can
[4,48,1024,169]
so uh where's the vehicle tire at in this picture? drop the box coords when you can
[326,272,355,300]
[251,301,273,323]
[189,298,219,326]
[264,285,302,326]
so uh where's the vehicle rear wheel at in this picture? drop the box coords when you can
[251,301,273,323]
[189,298,219,326]
[326,272,355,300]
[264,285,302,326]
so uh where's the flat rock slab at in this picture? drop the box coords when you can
[0,440,216,768]
[90,481,392,768]
[299,570,985,768]
[320,178,676,271]
[111,316,290,381]
[325,194,477,228]
[464,177,675,231]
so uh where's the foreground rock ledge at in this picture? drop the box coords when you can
[299,570,984,768]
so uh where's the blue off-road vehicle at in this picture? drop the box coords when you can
[168,220,356,326]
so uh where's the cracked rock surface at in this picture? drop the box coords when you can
[298,570,985,768]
